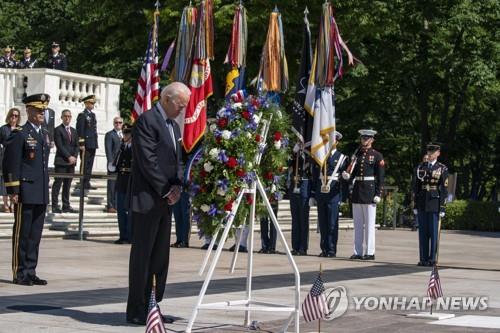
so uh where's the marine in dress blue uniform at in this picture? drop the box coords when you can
[76,94,98,189]
[2,93,50,286]
[343,129,385,260]
[288,142,312,256]
[311,131,349,257]
[412,143,448,266]
[46,42,67,71]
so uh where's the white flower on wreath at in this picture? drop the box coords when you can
[221,130,232,140]
[274,140,282,149]
[245,131,252,138]
[271,184,277,193]
[253,113,261,124]
[209,123,217,132]
[204,161,214,172]
[200,204,210,212]
[276,110,282,119]
[209,148,220,160]
[217,188,226,196]
[233,102,243,109]
[247,162,254,170]
[217,107,226,117]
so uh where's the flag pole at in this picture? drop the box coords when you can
[318,263,323,333]
[436,215,443,266]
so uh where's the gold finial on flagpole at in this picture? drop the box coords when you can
[153,274,156,288]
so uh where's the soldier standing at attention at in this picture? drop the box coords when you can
[3,93,51,286]
[0,46,17,68]
[310,131,349,258]
[412,143,448,266]
[77,95,98,190]
[17,48,37,69]
[343,129,385,260]
[46,42,67,71]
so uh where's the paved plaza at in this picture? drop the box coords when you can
[0,228,499,332]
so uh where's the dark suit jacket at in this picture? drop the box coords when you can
[2,123,50,205]
[54,124,79,167]
[0,124,14,172]
[105,129,121,165]
[42,108,55,143]
[76,109,98,149]
[130,105,182,214]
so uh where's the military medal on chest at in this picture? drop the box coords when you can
[26,135,37,160]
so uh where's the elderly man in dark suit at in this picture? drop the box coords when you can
[52,110,79,213]
[126,82,190,325]
[104,116,123,213]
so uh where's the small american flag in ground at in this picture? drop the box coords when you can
[427,265,443,300]
[302,273,329,322]
[132,17,160,121]
[145,287,166,333]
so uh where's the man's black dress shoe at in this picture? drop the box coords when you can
[114,239,125,244]
[318,252,326,257]
[177,242,189,248]
[298,250,307,256]
[326,253,336,258]
[31,276,48,285]
[162,314,175,324]
[13,278,33,286]
[62,207,78,213]
[350,254,362,260]
[170,242,180,248]
[417,261,427,266]
[258,248,267,254]
[362,255,375,260]
[52,207,62,213]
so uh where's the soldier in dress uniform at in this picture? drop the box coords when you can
[288,141,312,256]
[76,95,98,190]
[46,42,67,71]
[17,48,37,69]
[310,131,349,258]
[110,124,133,244]
[412,143,448,266]
[0,46,17,68]
[342,129,385,260]
[2,93,50,286]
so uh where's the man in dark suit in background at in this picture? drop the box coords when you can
[52,110,78,213]
[77,95,98,190]
[43,107,55,148]
[126,82,190,326]
[104,116,123,213]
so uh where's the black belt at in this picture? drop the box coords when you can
[421,185,438,191]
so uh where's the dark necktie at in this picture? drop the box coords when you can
[166,119,176,153]
[66,127,72,142]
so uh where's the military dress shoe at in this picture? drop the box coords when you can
[298,250,307,256]
[13,278,33,286]
[177,242,189,248]
[417,261,427,266]
[170,242,181,248]
[162,314,175,324]
[114,239,125,244]
[107,208,117,213]
[228,244,248,253]
[267,249,276,254]
[258,248,267,254]
[350,254,362,260]
[52,207,62,213]
[318,252,326,257]
[31,276,48,285]
[127,317,146,326]
[326,252,336,258]
[62,207,78,213]
[362,255,375,260]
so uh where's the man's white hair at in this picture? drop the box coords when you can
[161,82,191,101]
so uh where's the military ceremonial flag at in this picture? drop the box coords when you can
[301,272,328,322]
[131,8,160,121]
[145,277,166,333]
[427,265,444,300]
[256,7,288,94]
[224,4,247,100]
[183,0,214,153]
[172,5,197,84]
[307,2,354,166]
[290,7,313,147]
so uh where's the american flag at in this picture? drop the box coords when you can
[132,17,160,121]
[427,265,443,300]
[302,273,329,322]
[145,286,166,333]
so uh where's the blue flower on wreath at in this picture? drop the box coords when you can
[218,150,229,163]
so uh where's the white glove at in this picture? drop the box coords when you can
[309,197,317,206]
[373,196,381,204]
[342,171,350,180]
[413,209,418,215]
[439,212,445,218]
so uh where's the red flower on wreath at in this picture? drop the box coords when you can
[200,186,207,193]
[216,137,222,145]
[264,171,273,180]
[274,131,282,141]
[224,200,234,211]
[241,111,250,120]
[234,186,240,194]
[200,169,207,178]
[255,134,261,142]
[246,194,253,205]
[226,157,238,169]
[218,118,228,129]
[236,169,246,178]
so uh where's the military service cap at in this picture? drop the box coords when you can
[426,142,441,152]
[4,46,11,53]
[51,42,60,48]
[122,124,133,134]
[334,131,343,140]
[82,95,96,104]
[358,129,377,137]
[23,93,50,110]
[24,47,32,54]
